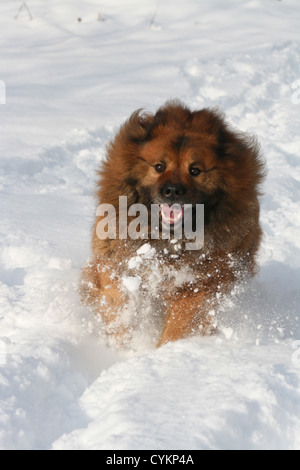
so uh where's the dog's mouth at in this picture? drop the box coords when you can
[159,204,184,227]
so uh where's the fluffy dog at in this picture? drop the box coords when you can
[81,101,265,347]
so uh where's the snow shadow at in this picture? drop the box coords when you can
[218,261,300,343]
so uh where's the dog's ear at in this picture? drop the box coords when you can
[191,108,226,135]
[151,100,193,129]
[191,108,249,155]
[124,109,154,143]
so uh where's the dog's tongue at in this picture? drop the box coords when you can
[161,204,183,225]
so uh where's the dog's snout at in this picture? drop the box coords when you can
[161,183,186,200]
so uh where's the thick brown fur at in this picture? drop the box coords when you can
[81,101,265,347]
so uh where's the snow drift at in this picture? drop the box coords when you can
[0,0,300,450]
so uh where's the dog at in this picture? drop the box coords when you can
[81,101,265,348]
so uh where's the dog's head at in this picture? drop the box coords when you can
[99,101,264,232]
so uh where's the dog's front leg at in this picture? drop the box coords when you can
[158,289,215,346]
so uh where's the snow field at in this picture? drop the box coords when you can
[0,0,300,450]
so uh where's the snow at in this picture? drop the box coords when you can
[122,276,141,293]
[0,0,300,450]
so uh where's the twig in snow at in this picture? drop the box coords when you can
[15,2,33,21]
[149,1,160,28]
[97,13,106,22]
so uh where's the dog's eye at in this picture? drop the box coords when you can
[154,163,165,173]
[189,167,202,176]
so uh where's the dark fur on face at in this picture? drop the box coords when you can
[82,100,265,347]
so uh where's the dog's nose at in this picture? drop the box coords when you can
[161,183,186,200]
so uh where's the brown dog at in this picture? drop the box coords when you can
[81,101,265,348]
